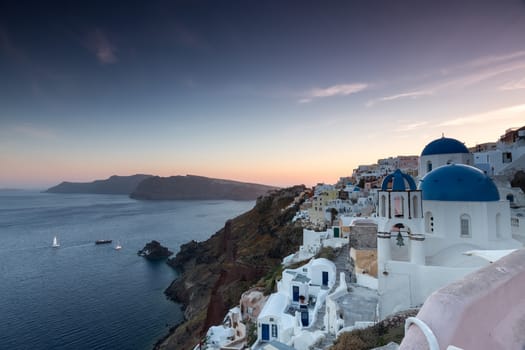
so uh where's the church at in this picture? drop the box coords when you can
[375,136,522,318]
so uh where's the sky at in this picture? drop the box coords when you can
[1,0,525,189]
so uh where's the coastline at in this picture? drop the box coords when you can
[154,186,306,350]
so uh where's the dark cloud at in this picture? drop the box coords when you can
[84,29,118,64]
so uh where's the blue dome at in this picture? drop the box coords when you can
[419,164,499,201]
[381,169,417,191]
[421,137,469,156]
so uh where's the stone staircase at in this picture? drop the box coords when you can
[310,243,353,349]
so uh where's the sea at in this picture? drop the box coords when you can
[0,190,255,350]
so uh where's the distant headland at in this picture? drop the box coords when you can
[45,174,153,195]
[46,174,278,200]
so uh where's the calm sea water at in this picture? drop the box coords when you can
[0,190,254,350]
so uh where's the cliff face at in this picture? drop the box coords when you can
[130,175,278,200]
[156,185,306,350]
[46,174,153,194]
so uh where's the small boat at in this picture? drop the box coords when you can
[114,241,122,250]
[95,239,112,245]
[52,236,60,248]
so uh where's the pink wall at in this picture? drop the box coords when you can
[400,249,525,350]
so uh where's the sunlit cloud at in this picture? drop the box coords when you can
[371,53,525,106]
[367,90,432,106]
[85,29,118,64]
[394,121,429,132]
[437,61,525,90]
[299,83,368,103]
[499,77,525,91]
[440,50,525,75]
[464,50,525,68]
[439,104,525,127]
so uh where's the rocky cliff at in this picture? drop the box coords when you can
[130,175,278,200]
[46,174,153,194]
[155,185,306,350]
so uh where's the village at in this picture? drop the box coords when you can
[198,125,525,350]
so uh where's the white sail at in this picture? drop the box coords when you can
[114,241,122,250]
[52,236,60,248]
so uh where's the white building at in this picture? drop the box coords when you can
[375,137,522,319]
[256,258,336,346]
[257,292,296,345]
[473,126,525,176]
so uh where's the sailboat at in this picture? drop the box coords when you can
[52,236,60,248]
[114,241,122,250]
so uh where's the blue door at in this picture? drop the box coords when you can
[301,311,309,326]
[322,271,329,286]
[292,286,299,302]
[261,324,270,341]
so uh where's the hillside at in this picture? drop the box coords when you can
[155,185,306,350]
[45,174,153,195]
[130,175,278,200]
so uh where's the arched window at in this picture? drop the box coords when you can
[427,161,432,173]
[394,195,404,218]
[425,211,433,233]
[412,195,418,218]
[381,195,386,217]
[460,214,471,237]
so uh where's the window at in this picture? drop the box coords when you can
[502,152,512,163]
[427,161,432,172]
[412,195,418,218]
[381,195,386,217]
[460,214,471,237]
[271,324,278,338]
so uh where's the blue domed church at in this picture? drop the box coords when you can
[376,137,522,318]
[418,136,473,178]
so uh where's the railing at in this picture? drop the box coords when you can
[404,317,439,350]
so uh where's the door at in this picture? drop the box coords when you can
[261,324,270,341]
[301,311,309,326]
[292,286,299,302]
[333,227,340,238]
[322,271,329,286]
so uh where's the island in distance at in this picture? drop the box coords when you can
[46,174,278,200]
[130,175,278,200]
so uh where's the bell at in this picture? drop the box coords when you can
[396,232,405,247]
